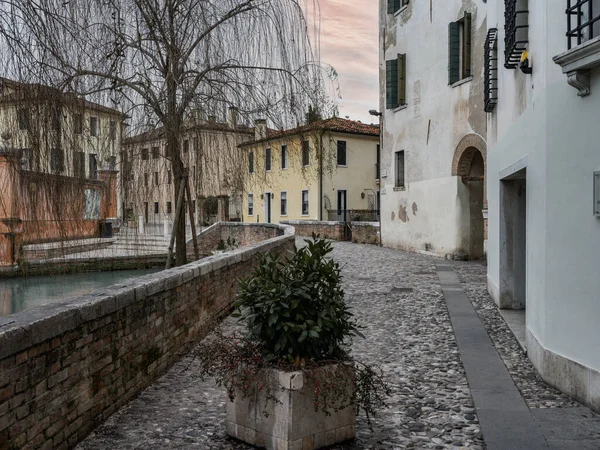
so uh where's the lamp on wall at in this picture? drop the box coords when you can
[520,50,532,74]
[361,192,365,199]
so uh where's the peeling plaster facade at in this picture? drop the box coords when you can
[379,0,487,259]
[486,0,600,412]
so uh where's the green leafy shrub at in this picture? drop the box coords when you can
[235,237,363,362]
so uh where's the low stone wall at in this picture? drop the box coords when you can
[281,220,380,245]
[187,222,286,257]
[351,222,381,246]
[281,220,345,242]
[21,237,117,261]
[0,224,295,449]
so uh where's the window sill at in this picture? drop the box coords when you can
[393,5,408,17]
[393,104,408,113]
[337,164,348,168]
[451,76,473,88]
[393,186,406,192]
[553,36,600,97]
[301,213,310,217]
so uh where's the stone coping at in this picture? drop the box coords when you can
[0,226,295,361]
[22,237,118,251]
[281,220,343,226]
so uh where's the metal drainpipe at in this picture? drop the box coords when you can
[319,132,323,221]
[379,117,383,246]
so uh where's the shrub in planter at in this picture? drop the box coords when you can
[195,237,389,449]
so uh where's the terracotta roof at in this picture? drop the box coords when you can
[239,117,380,147]
[123,121,254,145]
[0,77,126,118]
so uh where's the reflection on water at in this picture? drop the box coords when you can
[0,269,160,318]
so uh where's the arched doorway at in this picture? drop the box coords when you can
[452,135,487,259]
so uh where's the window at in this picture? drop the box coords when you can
[89,117,98,137]
[449,12,472,85]
[395,151,405,188]
[109,156,116,170]
[265,148,272,171]
[167,170,172,184]
[248,194,254,216]
[387,0,409,14]
[386,54,406,109]
[504,0,529,68]
[74,114,83,135]
[51,106,62,132]
[302,141,310,166]
[141,148,149,160]
[152,146,159,159]
[280,191,288,216]
[248,151,254,173]
[74,151,85,178]
[154,202,159,214]
[567,0,600,49]
[166,201,172,214]
[154,171,159,186]
[192,165,196,180]
[484,28,499,113]
[144,173,149,187]
[50,148,64,173]
[337,141,347,166]
[183,139,189,153]
[301,190,309,215]
[281,145,288,169]
[89,154,98,180]
[17,108,29,131]
[109,121,117,141]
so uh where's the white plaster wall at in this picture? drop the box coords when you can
[379,0,487,256]
[487,0,600,371]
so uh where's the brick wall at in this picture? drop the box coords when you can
[281,220,379,246]
[0,225,295,449]
[187,222,286,258]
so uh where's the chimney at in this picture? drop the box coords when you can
[255,119,267,140]
[227,107,238,129]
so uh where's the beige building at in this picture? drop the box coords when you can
[0,77,125,262]
[121,108,253,231]
[241,118,380,224]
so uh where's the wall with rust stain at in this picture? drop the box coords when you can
[379,0,487,258]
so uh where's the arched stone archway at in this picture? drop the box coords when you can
[452,134,487,259]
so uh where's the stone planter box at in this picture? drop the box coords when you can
[226,366,356,449]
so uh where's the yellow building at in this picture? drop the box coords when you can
[241,118,380,224]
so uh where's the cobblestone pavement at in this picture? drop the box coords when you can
[451,261,580,410]
[78,241,484,449]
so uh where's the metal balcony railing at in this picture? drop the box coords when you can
[485,28,499,113]
[504,0,529,69]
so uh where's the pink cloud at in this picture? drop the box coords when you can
[316,0,379,123]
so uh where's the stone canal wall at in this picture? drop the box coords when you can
[187,222,288,257]
[0,224,295,449]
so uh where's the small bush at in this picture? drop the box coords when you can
[235,236,363,362]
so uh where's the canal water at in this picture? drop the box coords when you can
[0,269,161,318]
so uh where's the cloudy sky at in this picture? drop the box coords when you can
[316,0,379,124]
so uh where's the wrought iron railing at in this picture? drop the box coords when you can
[504,0,529,68]
[567,0,600,49]
[327,209,380,223]
[485,28,499,113]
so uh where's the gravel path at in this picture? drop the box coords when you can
[451,261,579,410]
[78,240,484,449]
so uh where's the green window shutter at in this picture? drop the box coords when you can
[398,54,406,106]
[464,13,472,78]
[448,22,460,85]
[386,59,398,109]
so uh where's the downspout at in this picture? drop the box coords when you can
[319,132,324,221]
[379,117,383,246]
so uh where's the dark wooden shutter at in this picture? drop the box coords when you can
[387,0,395,14]
[464,13,472,78]
[448,22,460,85]
[388,0,402,14]
[398,54,406,106]
[386,59,398,109]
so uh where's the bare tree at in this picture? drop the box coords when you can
[0,0,327,266]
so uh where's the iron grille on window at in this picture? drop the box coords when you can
[485,28,499,112]
[504,0,529,68]
[567,0,600,49]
